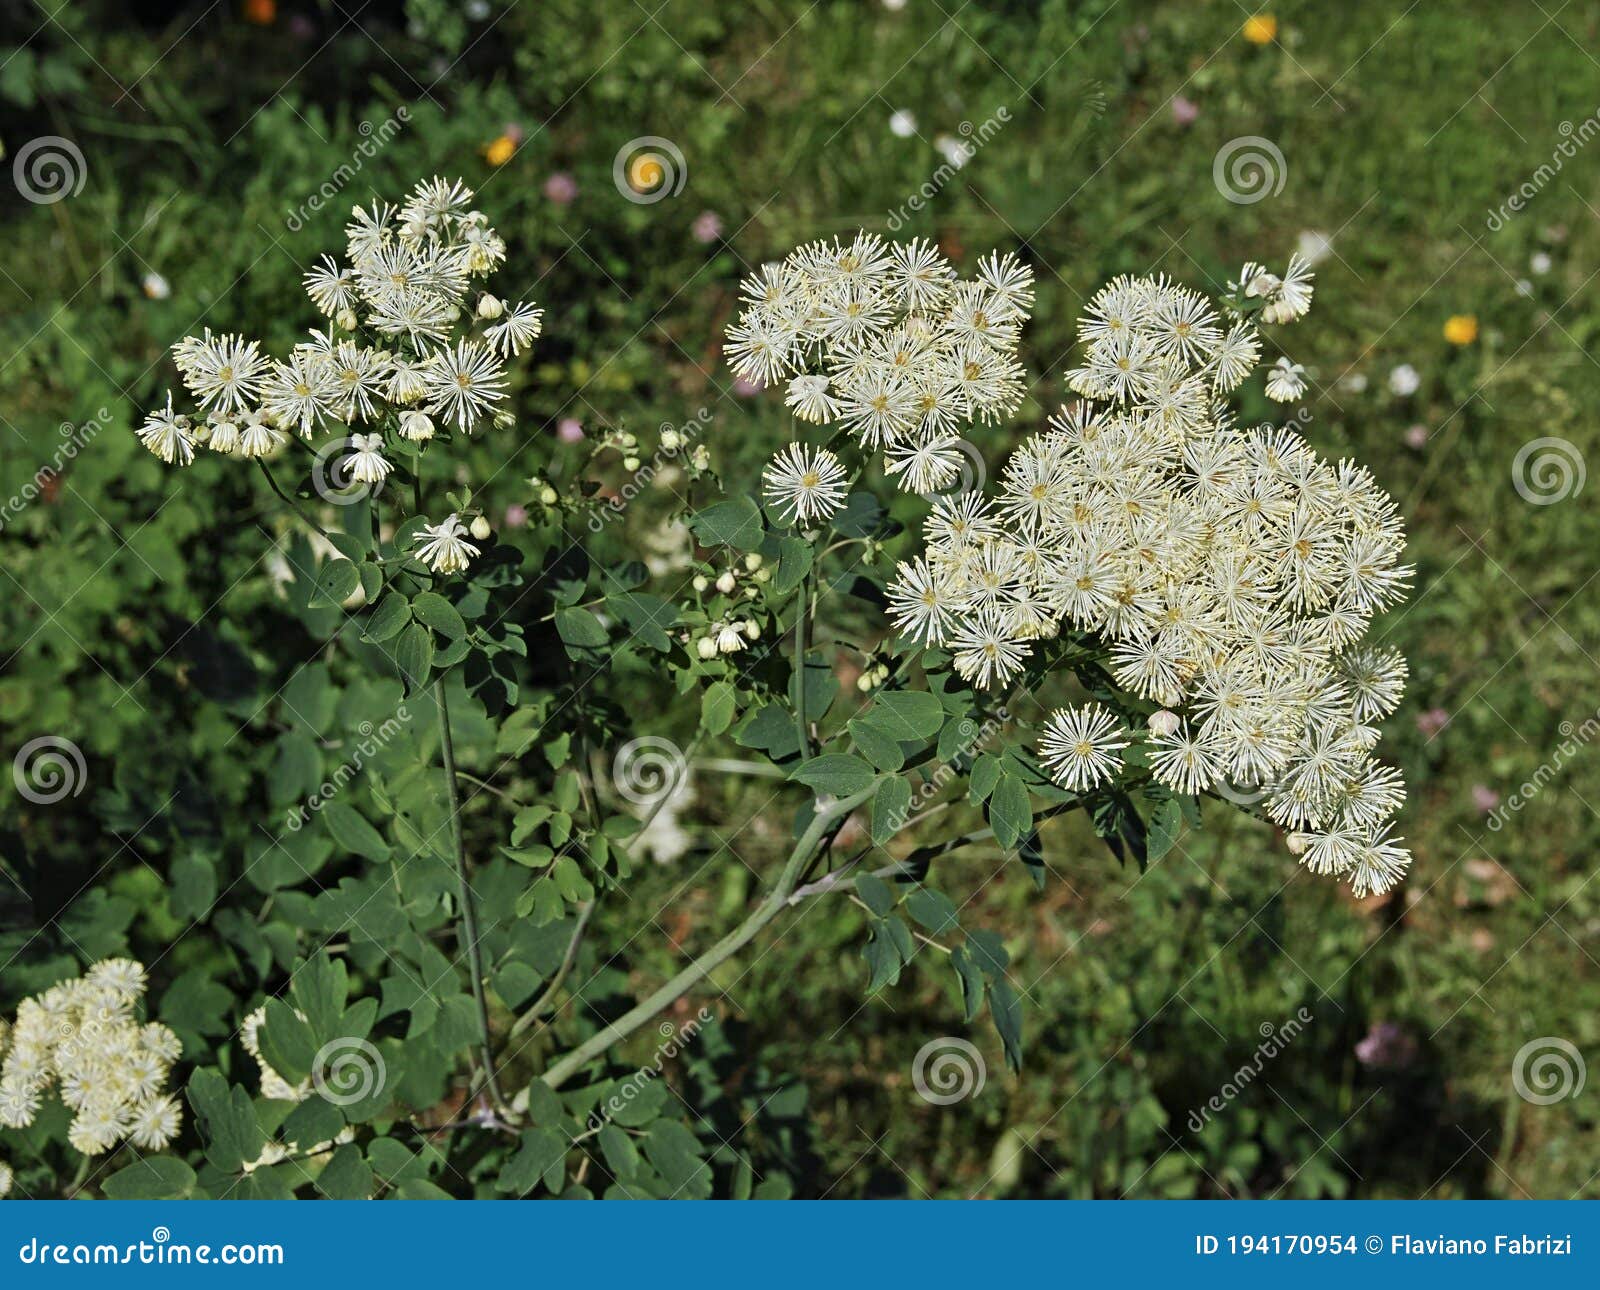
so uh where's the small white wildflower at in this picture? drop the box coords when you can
[762,443,848,526]
[413,513,479,575]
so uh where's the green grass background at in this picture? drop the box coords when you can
[2,0,1597,1197]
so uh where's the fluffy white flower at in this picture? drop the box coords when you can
[762,443,848,526]
[413,513,479,575]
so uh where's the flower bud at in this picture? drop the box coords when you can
[470,515,492,540]
[399,411,435,441]
[336,307,358,331]
[715,571,737,595]
[660,429,682,450]
[477,294,504,320]
[692,574,709,593]
[622,455,641,472]
[1286,833,1312,857]
[538,485,558,506]
[753,567,771,583]
[743,552,763,572]
[741,620,760,640]
[1146,709,1182,738]
[695,635,718,660]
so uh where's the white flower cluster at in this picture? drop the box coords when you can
[0,959,183,1166]
[725,233,1033,495]
[887,265,1416,896]
[134,178,543,575]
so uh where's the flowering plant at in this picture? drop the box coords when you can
[42,188,1412,1201]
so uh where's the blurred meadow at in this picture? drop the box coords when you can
[2,0,1598,1197]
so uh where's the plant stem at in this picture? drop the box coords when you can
[538,783,877,1090]
[509,900,596,1038]
[791,574,810,757]
[256,460,334,542]
[434,676,510,1116]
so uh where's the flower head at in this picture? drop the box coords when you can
[762,443,848,526]
[413,513,479,575]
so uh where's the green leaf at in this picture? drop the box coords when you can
[317,1143,373,1199]
[1147,795,1184,862]
[969,753,1002,803]
[554,606,609,650]
[862,920,903,990]
[498,1129,568,1196]
[100,1156,197,1200]
[990,978,1025,1071]
[860,690,944,741]
[854,871,895,918]
[988,773,1032,852]
[308,558,360,609]
[611,592,676,652]
[870,776,912,845]
[363,593,411,643]
[951,946,985,1022]
[321,801,391,862]
[393,621,434,696]
[187,1069,265,1174]
[789,754,876,797]
[689,497,764,550]
[411,591,467,639]
[905,887,960,936]
[700,680,737,735]
[830,491,884,537]
[773,536,813,595]
[850,717,904,772]
[734,705,801,761]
